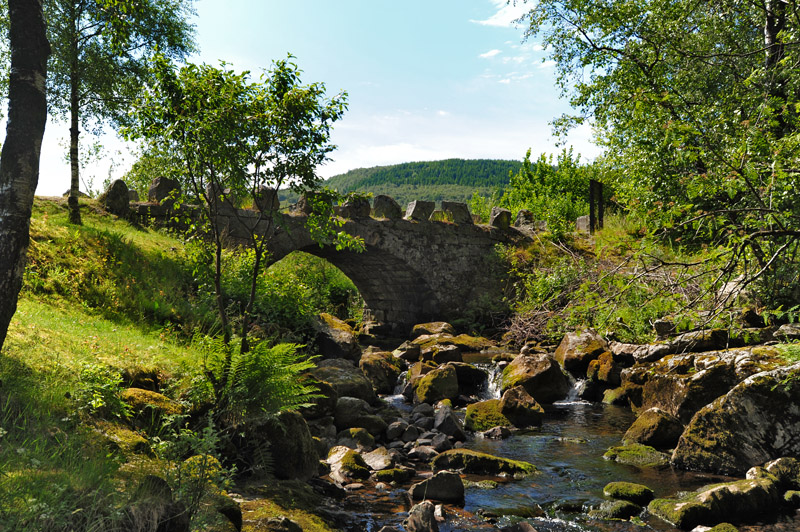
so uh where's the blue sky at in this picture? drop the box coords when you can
[35,0,599,196]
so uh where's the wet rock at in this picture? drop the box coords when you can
[500,523,539,532]
[404,500,439,532]
[586,350,623,388]
[374,466,415,483]
[554,328,608,375]
[589,500,642,520]
[409,471,465,504]
[648,477,780,529]
[336,427,375,450]
[500,353,571,404]
[433,405,467,442]
[311,360,376,404]
[481,426,513,439]
[431,433,453,452]
[464,399,512,432]
[408,445,439,462]
[623,407,684,450]
[672,363,800,475]
[603,444,670,468]
[415,365,459,404]
[431,448,536,476]
[312,313,360,361]
[386,420,409,441]
[362,447,394,471]
[372,195,402,219]
[359,351,403,394]
[500,386,545,428]
[603,481,655,506]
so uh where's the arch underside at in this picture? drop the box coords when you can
[294,244,440,333]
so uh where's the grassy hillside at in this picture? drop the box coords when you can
[280,158,521,206]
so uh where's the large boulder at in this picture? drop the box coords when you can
[554,328,608,375]
[99,179,130,217]
[623,407,684,450]
[327,446,371,484]
[311,359,376,404]
[499,386,545,428]
[237,411,318,481]
[414,365,459,404]
[672,363,800,475]
[648,477,780,529]
[433,405,467,441]
[404,500,438,532]
[603,444,670,468]
[431,449,536,476]
[408,470,465,504]
[359,351,403,394]
[312,313,360,361]
[500,353,571,404]
[412,322,456,338]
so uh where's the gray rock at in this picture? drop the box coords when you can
[431,433,453,452]
[362,447,394,471]
[147,176,180,205]
[409,470,464,504]
[333,396,370,429]
[433,406,467,442]
[254,185,280,213]
[340,196,371,219]
[128,190,140,202]
[100,179,130,217]
[441,201,473,224]
[408,445,439,462]
[404,500,439,532]
[311,359,376,405]
[312,313,360,361]
[386,420,409,441]
[405,200,436,221]
[489,207,511,229]
[576,214,590,233]
[372,195,402,219]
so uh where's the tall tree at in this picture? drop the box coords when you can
[520,0,800,308]
[0,0,50,352]
[47,0,195,224]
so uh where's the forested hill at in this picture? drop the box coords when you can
[280,158,521,206]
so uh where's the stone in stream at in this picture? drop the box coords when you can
[588,499,643,520]
[408,470,465,504]
[603,481,654,506]
[431,448,536,476]
[412,321,456,338]
[499,386,545,428]
[311,313,360,361]
[359,350,403,394]
[327,446,371,484]
[554,328,608,375]
[623,407,684,450]
[464,399,512,432]
[311,359,377,404]
[603,444,670,468]
[404,500,438,532]
[500,352,571,404]
[414,365,459,404]
[433,405,466,442]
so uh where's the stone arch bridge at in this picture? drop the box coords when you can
[134,194,535,334]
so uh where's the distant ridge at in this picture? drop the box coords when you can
[279,158,521,206]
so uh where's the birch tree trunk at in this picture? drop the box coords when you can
[0,0,50,351]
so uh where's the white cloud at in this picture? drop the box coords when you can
[471,0,532,28]
[436,110,449,117]
[479,49,502,59]
[538,60,557,69]
[499,78,511,84]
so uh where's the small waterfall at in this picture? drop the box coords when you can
[477,363,505,400]
[555,375,590,406]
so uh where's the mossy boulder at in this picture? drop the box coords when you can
[327,446,371,483]
[588,500,642,520]
[408,470,465,504]
[586,350,622,387]
[603,481,654,506]
[648,477,779,529]
[310,359,377,404]
[359,351,402,394]
[464,400,512,432]
[554,328,608,375]
[672,363,800,475]
[312,312,359,361]
[336,427,375,450]
[603,444,670,468]
[499,385,545,428]
[91,420,151,457]
[431,448,536,476]
[623,407,683,450]
[708,524,739,532]
[234,411,318,481]
[500,353,571,404]
[763,457,800,489]
[414,365,459,404]
[374,467,415,483]
[414,333,494,354]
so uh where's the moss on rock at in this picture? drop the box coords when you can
[374,467,415,483]
[603,444,670,468]
[603,481,654,506]
[431,448,536,476]
[414,365,459,404]
[588,500,642,520]
[464,399,512,432]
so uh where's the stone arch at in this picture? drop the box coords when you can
[272,243,440,333]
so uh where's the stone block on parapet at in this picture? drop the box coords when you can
[429,209,447,222]
[576,215,590,233]
[295,191,333,215]
[254,185,280,213]
[489,207,511,229]
[441,201,473,224]
[148,176,181,206]
[372,195,402,219]
[514,209,547,231]
[99,179,130,218]
[405,200,435,221]
[339,196,371,219]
